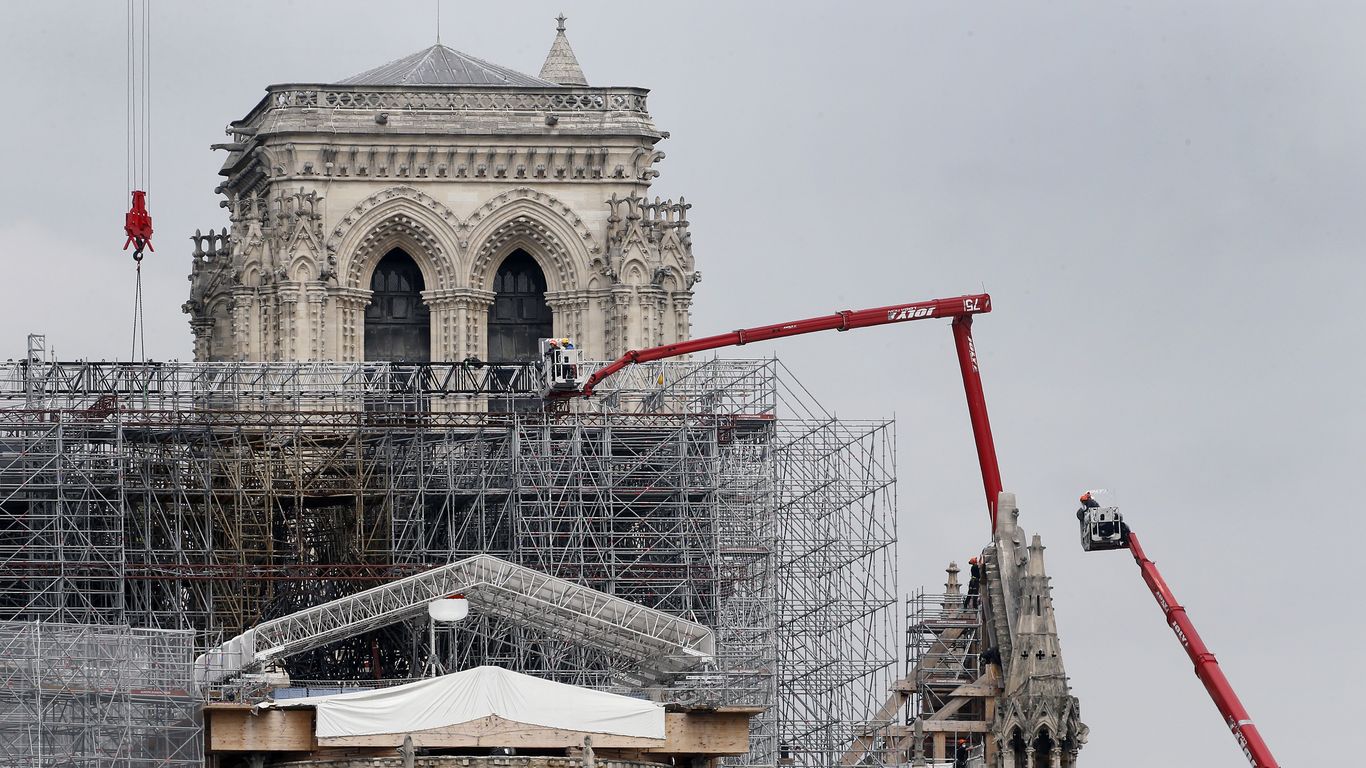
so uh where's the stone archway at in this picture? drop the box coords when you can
[325,190,463,362]
[1031,728,1057,768]
[463,188,597,292]
[466,210,580,361]
[328,187,462,293]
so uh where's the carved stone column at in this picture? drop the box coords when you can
[608,288,634,357]
[583,290,611,360]
[277,284,300,361]
[546,291,592,349]
[423,289,454,361]
[655,291,668,347]
[441,288,494,361]
[258,290,281,361]
[422,288,491,361]
[545,290,574,344]
[569,295,591,346]
[230,288,254,361]
[189,319,214,362]
[638,286,666,347]
[1049,747,1062,768]
[305,284,328,359]
[330,287,372,362]
[998,736,1014,768]
[670,293,692,347]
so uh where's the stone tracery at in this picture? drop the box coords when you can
[468,212,579,292]
[329,186,463,290]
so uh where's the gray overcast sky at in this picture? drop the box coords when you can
[2,2,1361,765]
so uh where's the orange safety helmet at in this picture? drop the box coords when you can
[1080,491,1092,502]
[968,556,979,565]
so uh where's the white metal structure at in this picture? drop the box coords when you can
[195,554,715,686]
[540,337,584,392]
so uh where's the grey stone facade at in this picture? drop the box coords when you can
[185,21,697,363]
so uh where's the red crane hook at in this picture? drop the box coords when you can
[123,189,154,260]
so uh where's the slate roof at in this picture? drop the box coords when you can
[338,44,559,87]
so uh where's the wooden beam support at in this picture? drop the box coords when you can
[206,707,314,752]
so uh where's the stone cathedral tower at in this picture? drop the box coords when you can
[185,18,698,362]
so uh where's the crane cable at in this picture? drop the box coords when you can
[125,0,152,363]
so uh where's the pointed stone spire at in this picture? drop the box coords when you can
[941,561,962,610]
[1004,534,1069,697]
[995,532,1089,761]
[539,14,589,86]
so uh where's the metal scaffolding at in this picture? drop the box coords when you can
[0,348,896,768]
[0,620,202,767]
[903,586,989,765]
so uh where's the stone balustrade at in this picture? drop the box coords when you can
[259,85,649,115]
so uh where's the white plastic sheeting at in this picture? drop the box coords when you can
[273,666,666,739]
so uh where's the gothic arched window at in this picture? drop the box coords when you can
[487,250,552,361]
[364,249,430,362]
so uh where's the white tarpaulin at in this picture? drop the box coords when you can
[273,666,665,739]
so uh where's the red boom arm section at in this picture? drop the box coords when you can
[577,293,1005,528]
[1127,533,1279,768]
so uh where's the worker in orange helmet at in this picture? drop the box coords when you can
[954,738,969,768]
[963,556,981,610]
[1076,491,1099,521]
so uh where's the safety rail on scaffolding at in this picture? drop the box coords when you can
[0,355,779,417]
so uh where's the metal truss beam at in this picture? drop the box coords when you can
[197,554,715,686]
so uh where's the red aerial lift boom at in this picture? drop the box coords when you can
[573,291,1280,766]
[1081,506,1279,767]
[1128,532,1279,767]
[571,293,1004,529]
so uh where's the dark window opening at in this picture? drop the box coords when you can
[487,250,551,362]
[364,249,430,362]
